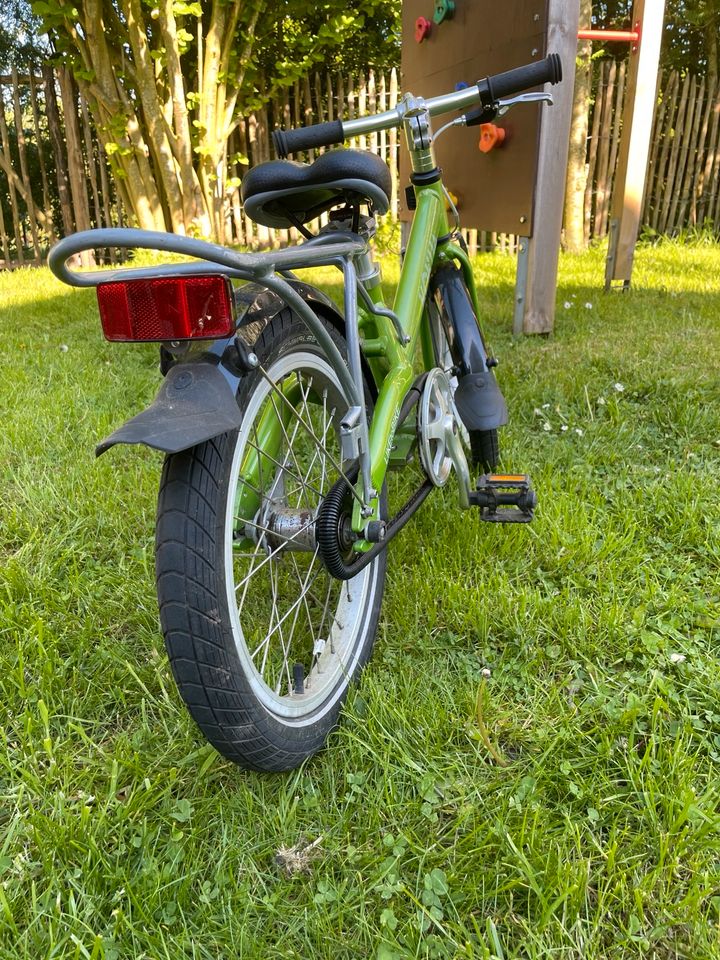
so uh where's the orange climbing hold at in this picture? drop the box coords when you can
[478,124,506,154]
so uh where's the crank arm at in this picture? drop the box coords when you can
[444,420,473,509]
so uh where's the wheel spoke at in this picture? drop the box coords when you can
[257,363,365,508]
[290,552,318,653]
[245,438,324,500]
[261,544,281,681]
[269,386,308,506]
[311,575,336,649]
[250,555,323,659]
[270,548,295,695]
[284,392,335,503]
[281,548,321,683]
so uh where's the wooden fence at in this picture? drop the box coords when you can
[585,62,720,241]
[0,62,719,270]
[0,66,122,269]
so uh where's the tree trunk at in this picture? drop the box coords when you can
[158,0,207,232]
[58,67,92,235]
[707,19,719,87]
[125,0,186,233]
[43,64,74,237]
[563,0,592,252]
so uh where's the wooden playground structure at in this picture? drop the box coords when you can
[402,0,667,332]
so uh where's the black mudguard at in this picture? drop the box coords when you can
[430,265,508,431]
[96,278,350,457]
[96,361,243,456]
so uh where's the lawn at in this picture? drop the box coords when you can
[0,240,719,959]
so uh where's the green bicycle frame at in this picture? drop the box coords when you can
[342,186,480,543]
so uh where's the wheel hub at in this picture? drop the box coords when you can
[249,504,318,553]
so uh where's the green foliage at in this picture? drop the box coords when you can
[1,241,719,956]
[592,0,719,76]
[0,0,46,68]
[254,0,400,81]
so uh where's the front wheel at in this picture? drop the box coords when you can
[155,308,386,771]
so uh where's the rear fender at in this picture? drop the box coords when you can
[96,357,243,456]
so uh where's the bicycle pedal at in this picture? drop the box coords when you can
[471,474,537,523]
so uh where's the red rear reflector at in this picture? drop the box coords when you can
[96,275,235,342]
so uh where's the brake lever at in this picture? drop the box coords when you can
[433,91,554,142]
[495,91,554,116]
[462,91,554,127]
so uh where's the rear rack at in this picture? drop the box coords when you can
[48,227,366,288]
[48,227,370,414]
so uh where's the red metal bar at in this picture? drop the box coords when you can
[578,28,639,43]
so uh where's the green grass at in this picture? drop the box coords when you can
[1,241,719,959]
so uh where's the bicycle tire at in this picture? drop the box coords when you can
[155,308,386,771]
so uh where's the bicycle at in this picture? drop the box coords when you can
[49,53,562,771]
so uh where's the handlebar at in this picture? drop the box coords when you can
[477,53,562,108]
[272,54,563,158]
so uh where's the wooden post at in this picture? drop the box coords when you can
[29,72,55,244]
[80,96,102,230]
[11,68,41,261]
[699,81,720,223]
[595,61,618,238]
[57,65,93,266]
[689,77,717,225]
[0,173,10,264]
[43,65,74,237]
[516,0,580,335]
[584,61,604,241]
[647,70,676,231]
[606,62,626,217]
[605,0,666,289]
[0,86,24,263]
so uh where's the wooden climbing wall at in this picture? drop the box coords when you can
[400,0,549,233]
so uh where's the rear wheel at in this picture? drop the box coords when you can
[155,309,386,771]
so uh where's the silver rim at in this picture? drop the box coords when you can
[223,350,380,722]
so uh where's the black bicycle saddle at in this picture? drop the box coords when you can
[241,149,392,229]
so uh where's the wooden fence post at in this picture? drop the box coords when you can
[10,67,41,261]
[605,0,666,289]
[0,86,24,263]
[515,0,580,335]
[29,72,55,244]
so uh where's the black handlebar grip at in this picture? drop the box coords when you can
[272,119,345,158]
[477,54,563,108]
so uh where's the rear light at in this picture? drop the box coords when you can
[96,275,235,342]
